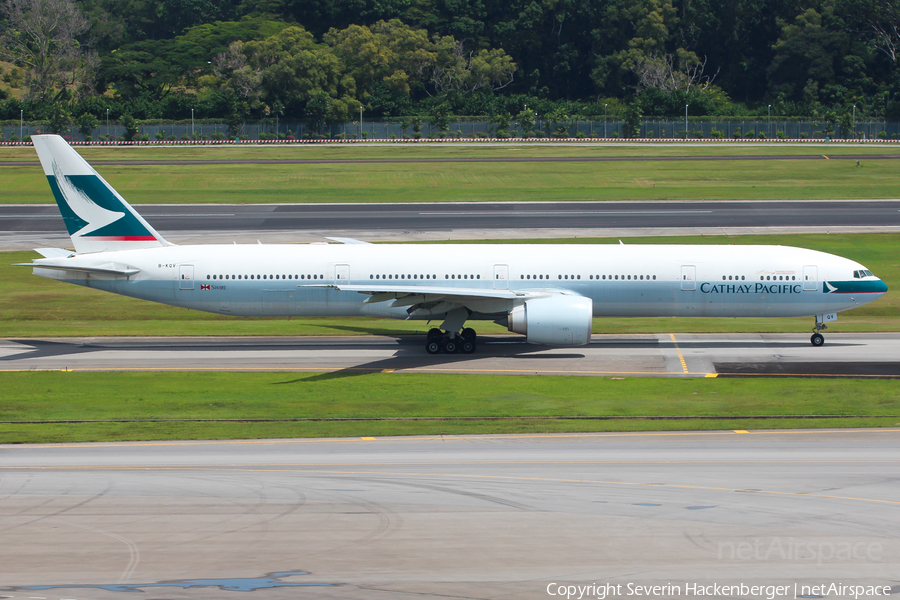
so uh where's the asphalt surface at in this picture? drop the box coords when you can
[0,430,898,599]
[2,200,900,238]
[2,333,899,377]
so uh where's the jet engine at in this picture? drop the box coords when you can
[507,295,593,346]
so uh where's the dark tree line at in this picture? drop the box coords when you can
[3,0,900,125]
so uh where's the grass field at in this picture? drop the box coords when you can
[1,371,898,443]
[3,233,896,337]
[2,143,899,204]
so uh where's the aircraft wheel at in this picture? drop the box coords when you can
[461,340,476,354]
[443,339,459,354]
[426,340,442,354]
[810,333,825,347]
[461,327,476,342]
[427,328,443,342]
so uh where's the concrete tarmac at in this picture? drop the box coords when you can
[2,333,899,377]
[0,430,898,599]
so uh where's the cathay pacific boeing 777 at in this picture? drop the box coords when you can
[18,135,888,353]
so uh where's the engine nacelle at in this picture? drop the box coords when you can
[507,295,593,346]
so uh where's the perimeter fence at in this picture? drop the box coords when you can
[3,118,900,143]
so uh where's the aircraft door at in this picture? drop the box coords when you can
[335,264,350,282]
[803,265,818,291]
[179,265,194,290]
[494,264,509,289]
[681,265,696,291]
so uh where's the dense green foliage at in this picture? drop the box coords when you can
[3,0,900,125]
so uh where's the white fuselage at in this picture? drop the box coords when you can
[33,243,885,321]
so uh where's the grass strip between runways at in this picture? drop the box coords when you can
[1,371,899,443]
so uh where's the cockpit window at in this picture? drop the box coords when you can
[854,269,875,279]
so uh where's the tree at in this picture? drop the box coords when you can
[622,102,642,138]
[46,104,71,133]
[121,113,139,140]
[766,8,850,103]
[77,112,98,137]
[430,36,516,95]
[242,26,361,124]
[0,0,95,100]
[325,20,434,100]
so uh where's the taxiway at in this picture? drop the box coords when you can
[2,333,899,377]
[0,430,898,599]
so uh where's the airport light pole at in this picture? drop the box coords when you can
[20,109,23,141]
[768,105,771,138]
[685,105,688,137]
[191,109,194,138]
[359,105,363,139]
[106,109,109,138]
[604,103,607,137]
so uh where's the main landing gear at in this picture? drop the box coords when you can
[811,319,827,347]
[426,327,476,354]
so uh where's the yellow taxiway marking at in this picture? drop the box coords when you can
[360,437,376,440]
[669,334,689,373]
[823,155,830,159]
[5,428,900,451]
[381,369,394,373]
[705,373,718,378]
[4,464,898,507]
[734,430,749,433]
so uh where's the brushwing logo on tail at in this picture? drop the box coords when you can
[52,160,125,236]
[49,160,156,241]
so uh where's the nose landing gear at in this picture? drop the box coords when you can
[811,319,827,347]
[425,327,477,354]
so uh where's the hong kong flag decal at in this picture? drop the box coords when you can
[201,284,210,290]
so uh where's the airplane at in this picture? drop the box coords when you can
[17,134,888,353]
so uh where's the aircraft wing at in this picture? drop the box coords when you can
[304,283,521,298]
[300,283,523,302]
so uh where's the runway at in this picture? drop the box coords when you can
[0,430,898,599]
[2,333,899,377]
[2,200,900,250]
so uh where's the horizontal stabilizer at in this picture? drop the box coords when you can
[35,247,74,258]
[325,237,373,245]
[15,262,140,277]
